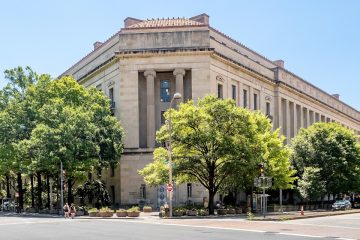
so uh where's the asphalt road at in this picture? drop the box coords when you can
[0,213,359,240]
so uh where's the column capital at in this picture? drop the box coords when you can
[144,69,156,78]
[173,68,185,77]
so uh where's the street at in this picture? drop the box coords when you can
[0,213,359,240]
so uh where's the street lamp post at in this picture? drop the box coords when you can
[168,92,182,217]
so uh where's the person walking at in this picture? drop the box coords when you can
[70,203,76,219]
[63,203,70,219]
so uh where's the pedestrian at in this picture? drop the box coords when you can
[70,203,76,219]
[63,203,70,219]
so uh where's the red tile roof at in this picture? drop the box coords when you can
[127,17,205,28]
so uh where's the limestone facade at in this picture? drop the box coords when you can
[61,13,360,208]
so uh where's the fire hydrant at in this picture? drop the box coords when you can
[301,205,304,215]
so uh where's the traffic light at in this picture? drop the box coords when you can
[258,163,264,176]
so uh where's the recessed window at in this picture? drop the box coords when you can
[161,111,166,125]
[232,85,236,101]
[110,164,115,177]
[160,80,170,102]
[217,84,223,99]
[96,84,102,91]
[110,185,115,204]
[109,88,114,102]
[254,94,258,110]
[243,89,247,108]
[140,184,146,199]
[266,102,271,116]
[187,183,192,198]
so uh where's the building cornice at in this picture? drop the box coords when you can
[211,52,359,124]
[115,47,214,59]
[77,55,119,83]
[277,81,359,124]
[211,52,276,87]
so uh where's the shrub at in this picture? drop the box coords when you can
[127,206,140,213]
[88,208,98,213]
[143,206,152,212]
[100,207,112,212]
[246,211,254,220]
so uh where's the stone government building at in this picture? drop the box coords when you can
[61,13,360,208]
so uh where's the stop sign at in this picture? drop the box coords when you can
[167,183,173,192]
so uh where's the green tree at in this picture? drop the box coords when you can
[298,167,326,202]
[140,95,295,214]
[25,76,124,203]
[0,68,124,208]
[291,122,360,198]
[0,66,46,210]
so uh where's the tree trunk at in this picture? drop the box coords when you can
[208,190,215,215]
[289,189,294,204]
[17,172,23,212]
[6,174,11,198]
[37,172,42,209]
[67,179,74,204]
[234,188,238,206]
[250,186,254,213]
[46,175,50,208]
[30,174,34,208]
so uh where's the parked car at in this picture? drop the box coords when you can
[332,200,352,210]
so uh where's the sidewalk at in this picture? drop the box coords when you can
[2,209,360,221]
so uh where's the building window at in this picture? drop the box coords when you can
[160,80,170,102]
[109,88,114,102]
[109,88,115,110]
[110,164,115,177]
[110,185,115,204]
[217,84,223,99]
[254,94,258,110]
[187,183,192,198]
[266,102,271,116]
[243,89,247,108]
[140,184,146,199]
[96,84,102,91]
[161,111,166,125]
[232,85,236,101]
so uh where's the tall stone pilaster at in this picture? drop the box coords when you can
[144,70,156,148]
[173,68,185,102]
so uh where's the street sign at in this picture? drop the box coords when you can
[167,183,173,192]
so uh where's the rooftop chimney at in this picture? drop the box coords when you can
[124,17,143,28]
[93,41,103,50]
[190,13,209,25]
[273,60,284,68]
[332,94,340,99]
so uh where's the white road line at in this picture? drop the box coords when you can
[271,220,360,230]
[96,219,355,239]
[0,219,69,226]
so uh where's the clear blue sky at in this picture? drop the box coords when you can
[0,0,359,110]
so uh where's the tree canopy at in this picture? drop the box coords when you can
[0,67,124,208]
[291,122,360,197]
[140,95,295,214]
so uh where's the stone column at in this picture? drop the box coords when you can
[173,68,185,102]
[294,104,298,136]
[286,99,291,143]
[144,70,156,148]
[249,87,254,110]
